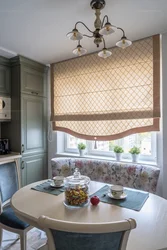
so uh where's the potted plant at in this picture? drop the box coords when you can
[78,143,86,157]
[114,145,124,161]
[129,146,140,162]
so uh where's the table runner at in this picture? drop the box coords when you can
[31,180,65,196]
[90,185,149,211]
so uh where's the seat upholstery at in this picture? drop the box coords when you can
[38,216,137,250]
[51,157,160,193]
[0,160,31,250]
[51,230,123,250]
[0,206,29,230]
[0,162,19,203]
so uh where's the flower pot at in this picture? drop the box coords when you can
[131,154,139,163]
[79,149,86,157]
[115,153,122,162]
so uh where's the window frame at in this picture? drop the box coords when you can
[64,132,157,163]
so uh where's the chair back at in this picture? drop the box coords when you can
[0,161,19,204]
[38,216,136,250]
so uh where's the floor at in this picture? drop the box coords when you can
[2,228,167,250]
[1,228,47,250]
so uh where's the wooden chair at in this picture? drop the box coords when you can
[0,159,32,250]
[38,215,136,250]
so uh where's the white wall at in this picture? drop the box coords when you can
[48,131,57,178]
[47,66,55,179]
[47,65,64,178]
[160,32,167,198]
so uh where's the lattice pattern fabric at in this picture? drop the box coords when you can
[55,119,153,138]
[51,35,160,140]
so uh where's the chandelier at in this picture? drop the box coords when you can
[67,0,132,58]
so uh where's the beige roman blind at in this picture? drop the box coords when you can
[51,35,160,140]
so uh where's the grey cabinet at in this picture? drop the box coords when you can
[0,57,11,96]
[21,153,47,186]
[21,94,47,156]
[21,65,47,97]
[1,56,48,186]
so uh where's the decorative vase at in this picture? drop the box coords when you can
[79,149,85,157]
[115,153,122,162]
[131,154,139,163]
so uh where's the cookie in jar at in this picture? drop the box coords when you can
[64,168,90,208]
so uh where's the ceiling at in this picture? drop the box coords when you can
[0,0,167,65]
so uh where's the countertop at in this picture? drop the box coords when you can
[0,152,21,162]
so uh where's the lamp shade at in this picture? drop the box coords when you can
[98,48,112,58]
[73,45,87,56]
[116,37,132,49]
[66,29,83,41]
[99,22,115,36]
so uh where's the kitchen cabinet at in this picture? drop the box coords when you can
[1,56,48,186]
[21,94,47,156]
[0,57,11,96]
[21,153,47,186]
[21,65,47,97]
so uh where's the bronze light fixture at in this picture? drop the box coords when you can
[67,0,132,58]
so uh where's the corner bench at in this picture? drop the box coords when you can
[51,157,160,193]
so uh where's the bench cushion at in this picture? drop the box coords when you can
[51,158,160,193]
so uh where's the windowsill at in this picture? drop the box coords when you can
[55,152,158,167]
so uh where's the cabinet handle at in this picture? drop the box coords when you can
[21,161,25,169]
[22,144,24,153]
[31,91,39,95]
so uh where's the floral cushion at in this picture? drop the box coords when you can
[51,158,160,193]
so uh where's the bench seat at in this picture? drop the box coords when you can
[51,157,160,193]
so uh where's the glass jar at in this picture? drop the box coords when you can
[64,168,90,208]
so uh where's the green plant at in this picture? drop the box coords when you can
[129,146,140,154]
[78,143,86,150]
[114,145,124,153]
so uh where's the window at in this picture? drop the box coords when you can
[64,132,157,163]
[51,35,160,141]
[52,36,160,165]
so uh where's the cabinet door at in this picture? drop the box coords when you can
[21,65,46,97]
[21,153,47,186]
[0,65,11,96]
[21,94,47,156]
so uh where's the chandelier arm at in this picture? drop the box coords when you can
[117,27,126,37]
[110,24,117,28]
[102,37,106,48]
[83,34,94,38]
[75,21,94,34]
[101,15,109,28]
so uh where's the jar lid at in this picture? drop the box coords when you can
[64,168,90,185]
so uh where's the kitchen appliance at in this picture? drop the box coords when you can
[0,139,10,154]
[0,96,11,120]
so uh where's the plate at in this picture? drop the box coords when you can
[107,192,127,200]
[50,183,64,188]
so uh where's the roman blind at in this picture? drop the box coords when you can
[51,35,160,140]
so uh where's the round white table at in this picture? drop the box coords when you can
[11,180,167,250]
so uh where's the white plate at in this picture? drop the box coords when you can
[50,183,64,188]
[107,192,127,200]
